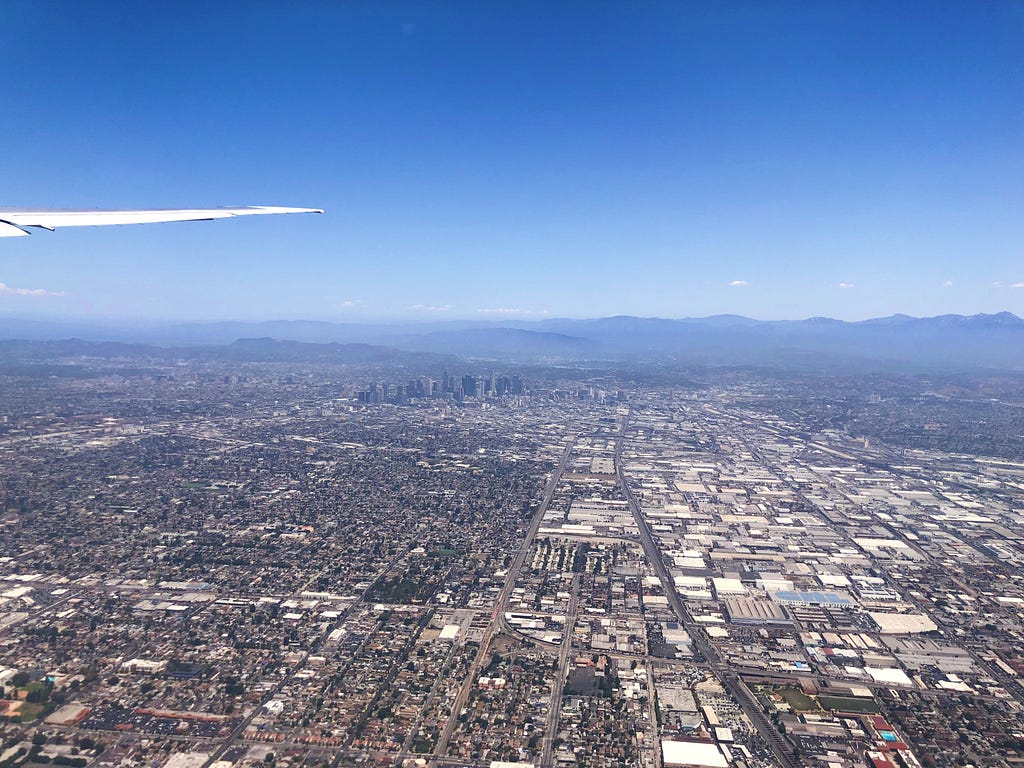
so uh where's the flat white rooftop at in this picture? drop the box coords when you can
[661,740,728,768]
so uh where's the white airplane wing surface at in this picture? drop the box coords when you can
[0,206,323,237]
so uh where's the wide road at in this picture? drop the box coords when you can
[729,412,1024,709]
[614,411,798,768]
[540,574,580,768]
[432,435,578,761]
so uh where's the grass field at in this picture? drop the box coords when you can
[818,695,880,714]
[18,702,45,722]
[756,685,822,713]
[779,687,820,712]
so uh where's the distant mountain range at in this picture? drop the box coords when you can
[1,312,1022,371]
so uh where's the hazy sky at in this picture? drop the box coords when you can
[2,1,1022,322]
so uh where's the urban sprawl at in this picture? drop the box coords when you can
[2,361,1024,768]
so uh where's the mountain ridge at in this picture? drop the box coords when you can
[0,312,1021,371]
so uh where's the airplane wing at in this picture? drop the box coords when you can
[0,206,324,237]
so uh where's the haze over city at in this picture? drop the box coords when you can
[2,1,1022,322]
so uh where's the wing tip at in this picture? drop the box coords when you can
[247,206,325,215]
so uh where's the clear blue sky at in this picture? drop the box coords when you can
[2,1,1022,322]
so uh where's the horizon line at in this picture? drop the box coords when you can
[0,309,1022,327]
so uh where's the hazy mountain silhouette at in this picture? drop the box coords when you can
[1,313,1021,370]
